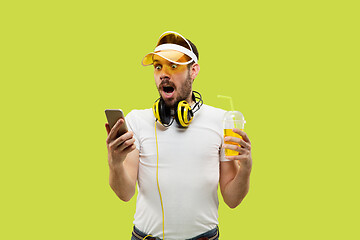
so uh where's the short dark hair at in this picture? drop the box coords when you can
[186,38,199,68]
[186,38,199,61]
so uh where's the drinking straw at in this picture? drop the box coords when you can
[217,95,235,112]
[218,95,238,127]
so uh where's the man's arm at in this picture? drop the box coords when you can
[109,149,139,202]
[106,119,139,202]
[219,129,252,208]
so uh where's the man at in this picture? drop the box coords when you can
[105,31,252,240]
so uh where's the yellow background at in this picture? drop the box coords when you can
[1,0,359,239]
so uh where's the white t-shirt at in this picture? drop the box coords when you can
[125,104,227,240]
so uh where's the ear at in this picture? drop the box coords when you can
[190,63,200,80]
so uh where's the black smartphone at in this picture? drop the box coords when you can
[105,109,128,137]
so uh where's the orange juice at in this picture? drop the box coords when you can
[224,129,244,156]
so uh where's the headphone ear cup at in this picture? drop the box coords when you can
[153,99,161,123]
[158,99,172,125]
[175,101,193,127]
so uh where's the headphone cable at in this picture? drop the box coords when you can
[155,120,165,240]
[192,91,203,114]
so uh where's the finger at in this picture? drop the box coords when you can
[223,144,247,154]
[113,139,136,154]
[122,143,136,155]
[105,123,111,135]
[232,128,251,144]
[107,119,125,143]
[225,155,238,161]
[225,154,249,161]
[224,136,251,150]
[110,132,134,150]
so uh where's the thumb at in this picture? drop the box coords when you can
[105,123,111,135]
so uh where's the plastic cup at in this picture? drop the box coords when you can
[223,111,246,156]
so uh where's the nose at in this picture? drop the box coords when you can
[160,75,170,81]
[159,67,171,81]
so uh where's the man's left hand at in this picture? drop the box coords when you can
[223,129,252,170]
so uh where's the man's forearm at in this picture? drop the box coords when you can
[223,165,252,208]
[109,164,136,202]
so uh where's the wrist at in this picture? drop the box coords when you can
[109,161,125,172]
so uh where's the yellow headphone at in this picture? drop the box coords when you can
[152,91,203,128]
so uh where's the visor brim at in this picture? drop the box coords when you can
[141,50,193,66]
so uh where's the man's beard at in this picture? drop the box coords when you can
[158,72,192,108]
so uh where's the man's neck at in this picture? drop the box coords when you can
[186,92,195,106]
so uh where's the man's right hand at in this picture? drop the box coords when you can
[105,119,136,170]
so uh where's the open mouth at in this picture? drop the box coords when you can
[163,86,174,93]
[161,85,175,98]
